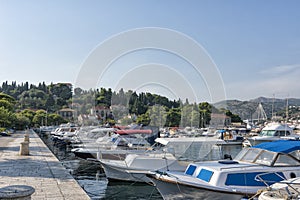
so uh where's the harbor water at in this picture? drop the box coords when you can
[38,133,243,199]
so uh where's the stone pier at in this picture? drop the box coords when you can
[0,130,90,200]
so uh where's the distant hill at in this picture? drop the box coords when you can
[214,97,300,120]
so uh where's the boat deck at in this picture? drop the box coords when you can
[193,160,259,171]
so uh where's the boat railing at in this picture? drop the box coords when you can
[255,171,285,187]
[273,179,300,196]
[254,169,299,187]
[251,172,300,199]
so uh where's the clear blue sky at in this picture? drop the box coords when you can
[1,0,300,102]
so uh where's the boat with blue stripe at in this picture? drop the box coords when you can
[148,140,300,200]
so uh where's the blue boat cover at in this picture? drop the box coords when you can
[253,140,300,153]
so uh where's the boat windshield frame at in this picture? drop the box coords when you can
[260,130,291,137]
[234,147,300,166]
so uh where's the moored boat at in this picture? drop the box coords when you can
[243,122,299,147]
[148,140,300,199]
[72,126,158,160]
[216,129,244,145]
[99,152,186,182]
[258,177,300,200]
[98,137,226,183]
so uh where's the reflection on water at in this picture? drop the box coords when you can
[39,133,242,199]
[105,182,162,200]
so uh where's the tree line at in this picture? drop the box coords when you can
[0,81,242,130]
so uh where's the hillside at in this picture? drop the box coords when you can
[214,97,300,120]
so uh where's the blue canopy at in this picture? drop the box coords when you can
[253,140,300,153]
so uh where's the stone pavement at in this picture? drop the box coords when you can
[0,130,90,200]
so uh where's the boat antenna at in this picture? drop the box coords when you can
[285,96,289,136]
[286,97,289,123]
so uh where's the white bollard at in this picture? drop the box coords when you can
[19,142,29,156]
[24,134,30,142]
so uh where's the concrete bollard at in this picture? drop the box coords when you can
[24,134,29,142]
[19,142,29,156]
[0,185,35,200]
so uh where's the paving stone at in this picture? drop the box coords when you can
[0,130,90,200]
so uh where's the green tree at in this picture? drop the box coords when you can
[148,105,167,127]
[0,107,15,128]
[190,103,200,127]
[49,83,72,101]
[0,99,14,111]
[74,87,83,96]
[136,113,150,126]
[199,102,212,128]
[0,93,16,104]
[32,110,47,126]
[47,113,66,126]
[48,83,72,109]
[14,113,30,130]
[165,108,181,127]
[18,89,47,109]
[45,95,56,112]
[224,109,242,123]
[129,92,138,114]
[19,109,35,127]
[96,88,112,107]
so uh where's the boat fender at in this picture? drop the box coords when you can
[218,160,239,164]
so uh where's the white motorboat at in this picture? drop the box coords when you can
[99,152,186,182]
[243,122,298,146]
[215,129,244,145]
[98,137,226,183]
[72,126,157,160]
[72,133,152,160]
[148,140,300,200]
[201,129,244,145]
[50,126,77,136]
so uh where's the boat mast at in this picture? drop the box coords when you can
[285,96,289,136]
[253,103,267,124]
[271,94,275,121]
[286,97,289,123]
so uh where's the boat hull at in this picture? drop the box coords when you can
[149,176,247,200]
[100,153,186,183]
[101,162,150,182]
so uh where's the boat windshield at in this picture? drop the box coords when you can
[254,150,276,165]
[260,130,291,136]
[260,130,277,136]
[235,148,261,162]
[273,154,300,166]
[235,148,300,166]
[289,150,300,160]
[234,148,276,166]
